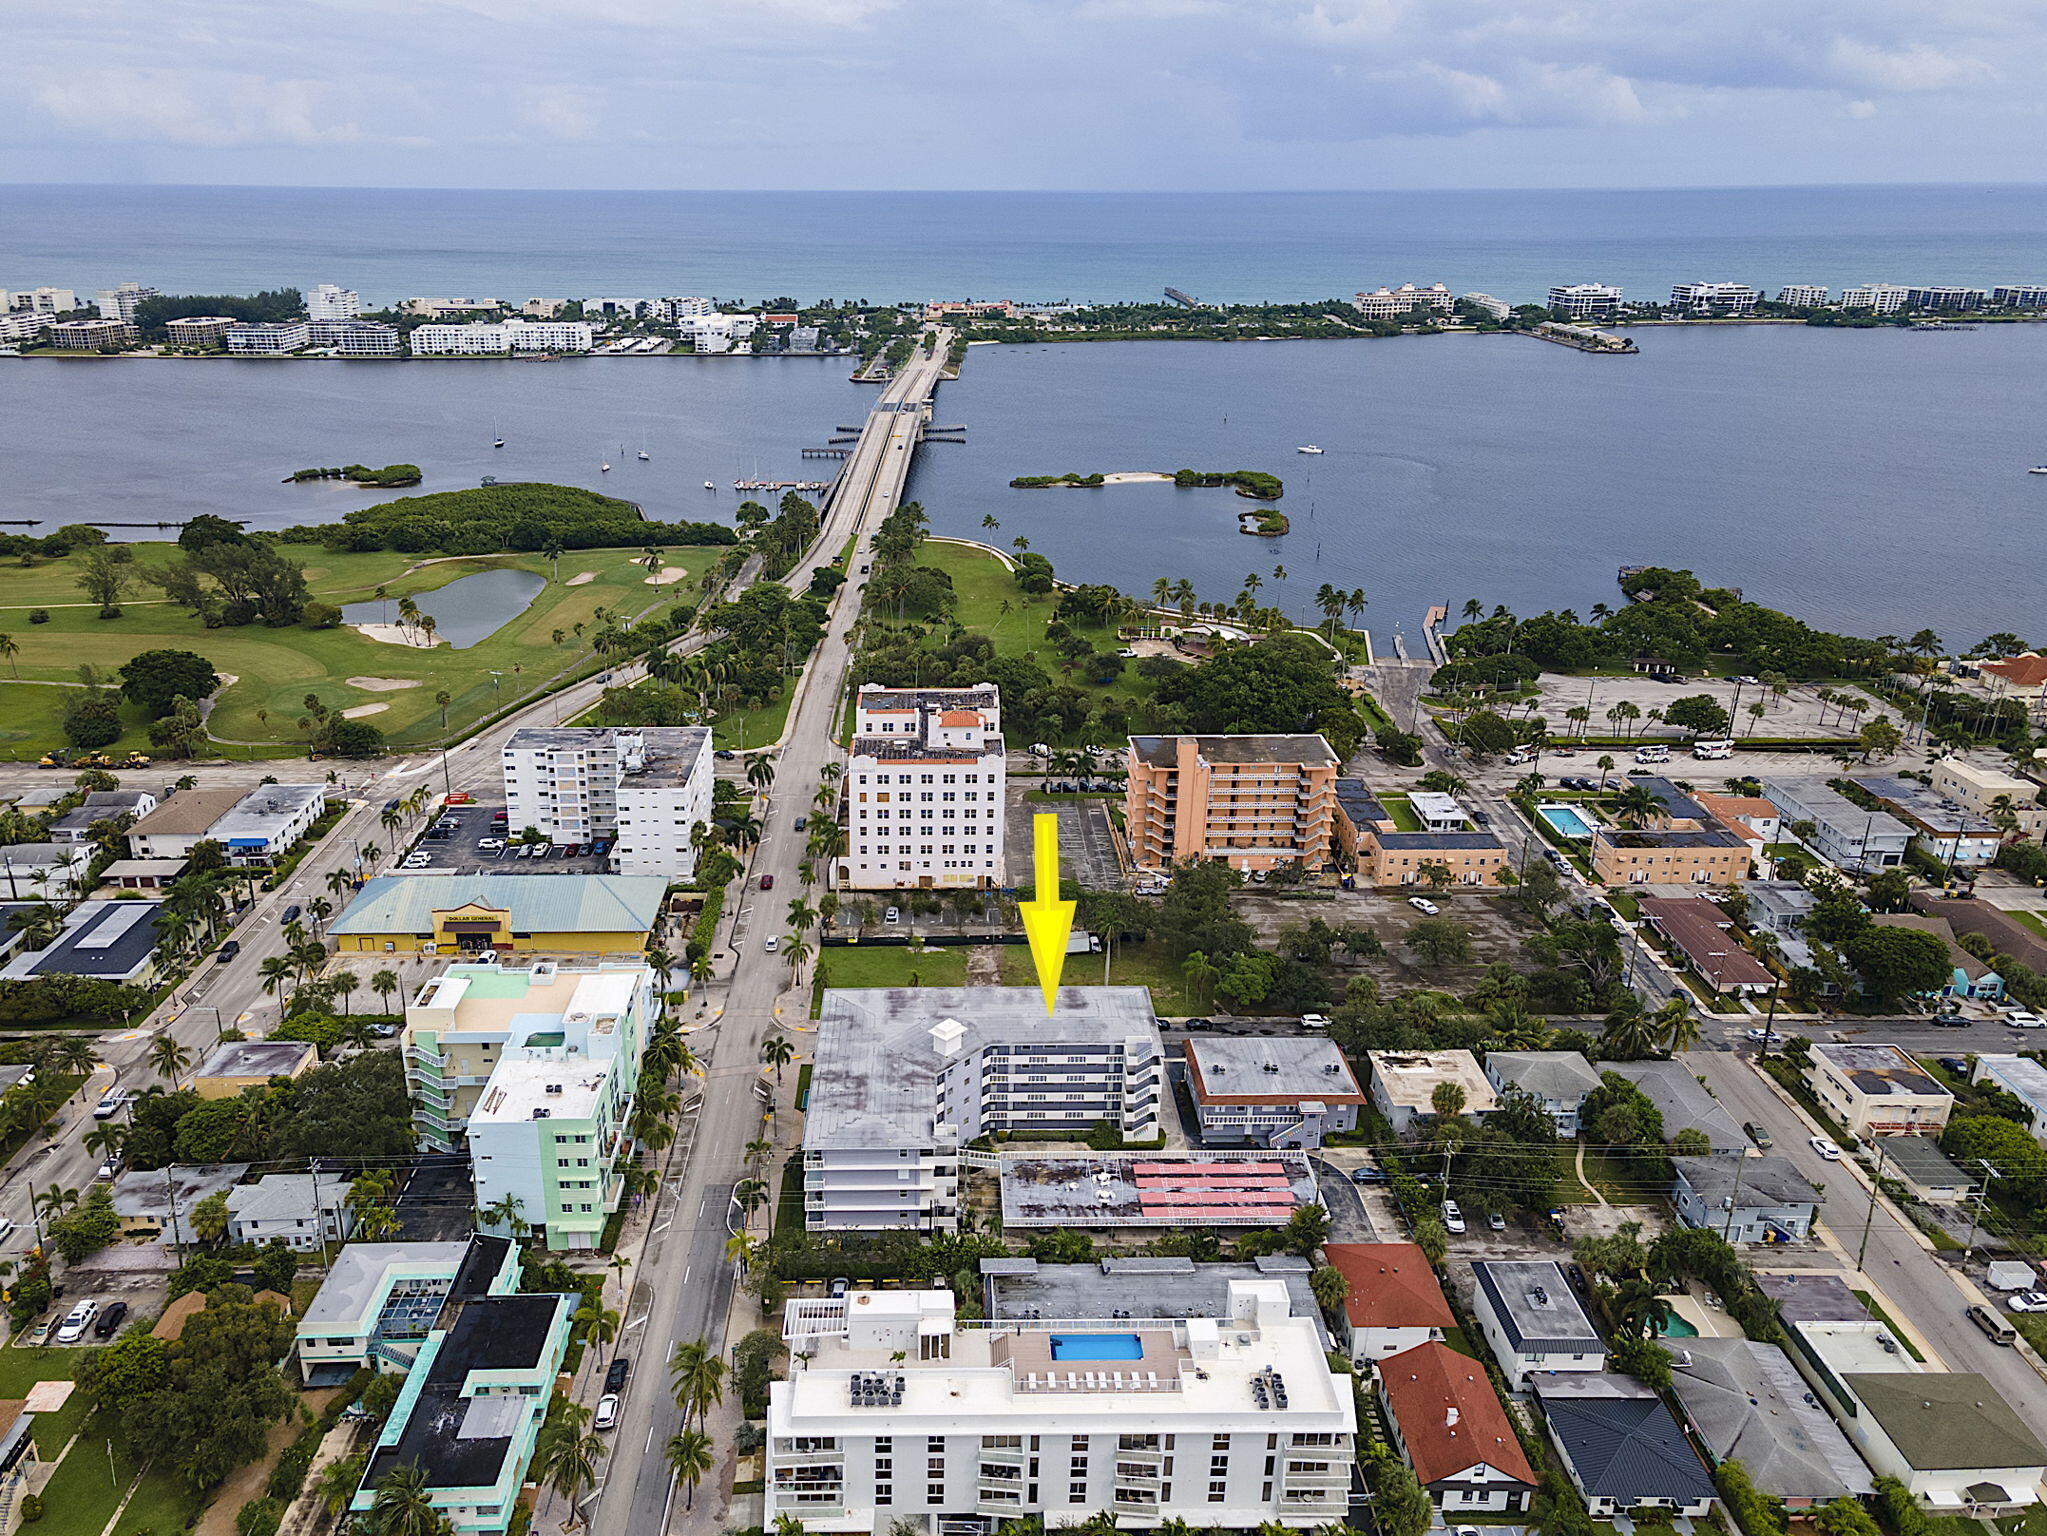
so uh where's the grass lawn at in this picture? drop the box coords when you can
[817,944,970,991]
[1440,1323,1479,1360]
[1998,1500,2047,1536]
[32,1412,201,1536]
[0,684,156,757]
[2009,909,2047,941]
[996,939,1202,1014]
[715,677,795,751]
[0,543,722,755]
[0,1343,96,1454]
[1376,793,1423,832]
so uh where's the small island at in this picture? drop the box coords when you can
[1009,472,1107,488]
[286,463,424,487]
[1238,508,1290,536]
[1009,467,1286,499]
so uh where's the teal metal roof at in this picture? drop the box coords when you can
[330,875,668,937]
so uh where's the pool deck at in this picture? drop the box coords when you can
[1537,802,1600,839]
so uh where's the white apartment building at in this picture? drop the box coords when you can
[1546,282,1623,319]
[1670,282,1758,313]
[308,284,362,319]
[1778,285,1830,307]
[805,988,1163,1232]
[406,962,655,1250]
[411,320,594,355]
[227,321,313,355]
[1353,282,1454,320]
[1459,292,1511,320]
[1762,777,1912,872]
[675,312,762,352]
[308,319,401,357]
[841,683,1005,891]
[164,315,237,347]
[1840,284,1911,314]
[501,725,712,876]
[6,288,80,316]
[653,296,714,320]
[94,282,157,321]
[1929,757,2047,840]
[768,1282,1354,1533]
[1905,286,1986,312]
[0,312,49,344]
[1993,284,2047,307]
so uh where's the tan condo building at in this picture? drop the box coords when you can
[1126,735,1340,873]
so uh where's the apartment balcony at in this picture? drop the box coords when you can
[771,1498,845,1521]
[775,1449,846,1468]
[977,1446,1028,1468]
[1280,1469,1351,1490]
[1111,1492,1164,1518]
[976,1494,1028,1517]
[1276,1492,1346,1517]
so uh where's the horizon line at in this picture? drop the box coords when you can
[5,179,2047,197]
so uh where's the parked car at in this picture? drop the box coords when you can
[1349,1166,1387,1184]
[93,1301,129,1339]
[605,1357,631,1392]
[1487,1211,1506,1232]
[1441,1199,1465,1234]
[1968,1304,2018,1345]
[884,906,901,924]
[55,1300,98,1343]
[281,904,302,924]
[594,1394,620,1429]
[828,1277,850,1298]
[1744,1027,1779,1045]
[216,940,240,963]
[1300,1013,1331,1030]
[478,839,506,851]
[1408,897,1440,915]
[2005,1011,2045,1029]
[2007,1291,2047,1314]
[1938,1057,1970,1077]
[1931,1011,1969,1027]
[1744,1122,1774,1149]
[1809,1135,1842,1161]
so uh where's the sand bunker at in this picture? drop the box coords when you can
[567,572,596,586]
[342,703,388,719]
[352,623,441,649]
[643,566,689,585]
[345,676,424,692]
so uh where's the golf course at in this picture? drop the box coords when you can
[0,542,725,757]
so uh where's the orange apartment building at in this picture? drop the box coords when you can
[1125,734,1340,872]
[1589,776,1750,886]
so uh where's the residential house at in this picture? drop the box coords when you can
[1366,1050,1497,1132]
[1882,1135,1976,1203]
[1469,1260,1606,1388]
[95,858,188,891]
[1662,1337,1874,1507]
[1909,894,2047,977]
[1695,792,1781,845]
[806,987,1164,1232]
[1762,779,1911,873]
[1806,1043,1955,1138]
[205,785,332,865]
[1181,1036,1366,1148]
[1322,1243,1454,1364]
[1482,1051,1600,1135]
[47,789,158,841]
[1609,1060,1748,1153]
[1971,1055,2047,1143]
[1869,914,2004,1001]
[1638,895,1775,996]
[1976,654,2047,721]
[1379,1341,1537,1513]
[191,1039,319,1099]
[1534,1374,1717,1517]
[767,1283,1354,1532]
[0,841,95,902]
[328,874,668,955]
[111,1163,251,1242]
[226,1172,357,1251]
[123,788,248,860]
[1671,1155,1821,1243]
[1125,734,1340,873]
[1747,879,1820,973]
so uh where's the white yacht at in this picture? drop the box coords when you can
[1296,444,1324,455]
[703,479,716,490]
[600,461,611,473]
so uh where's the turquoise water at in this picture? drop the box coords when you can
[1658,1314,1701,1338]
[1050,1333,1143,1361]
[1540,806,1598,839]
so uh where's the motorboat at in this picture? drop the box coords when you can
[703,479,716,490]
[601,462,611,473]
[2030,466,2047,475]
[637,450,650,461]
[1296,444,1324,455]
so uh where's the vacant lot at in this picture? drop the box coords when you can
[1532,672,1898,744]
[1234,888,1547,991]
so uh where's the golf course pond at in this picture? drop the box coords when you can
[341,567,547,648]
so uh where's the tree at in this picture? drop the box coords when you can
[1405,918,1472,968]
[121,1285,297,1492]
[666,1428,716,1511]
[371,967,401,1012]
[1310,1263,1349,1315]
[1816,1500,1884,1536]
[761,1033,795,1081]
[1859,718,1903,760]
[363,1462,452,1536]
[1431,1082,1467,1119]
[1663,694,1732,737]
[1412,1214,1448,1264]
[76,544,135,616]
[1672,1128,1712,1157]
[62,689,124,749]
[670,1338,726,1428]
[190,1188,231,1246]
[119,650,221,717]
[1281,1202,1330,1256]
[1844,925,1951,1004]
[1364,1450,1433,1536]
[531,1418,607,1531]
[149,1035,192,1087]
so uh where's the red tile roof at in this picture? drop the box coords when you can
[1984,654,2047,688]
[1380,1341,1537,1488]
[937,710,983,726]
[1323,1242,1454,1330]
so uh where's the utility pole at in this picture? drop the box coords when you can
[1756,981,1783,1063]
[1961,1159,1997,1259]
[1856,1139,1891,1271]
[1719,1155,1749,1243]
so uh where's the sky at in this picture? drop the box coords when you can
[7,0,2046,189]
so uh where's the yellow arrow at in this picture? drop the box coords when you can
[1018,812,1075,1016]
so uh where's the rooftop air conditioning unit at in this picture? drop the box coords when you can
[546,1082,564,1095]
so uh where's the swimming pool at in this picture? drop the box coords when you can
[1538,804,1597,839]
[1050,1333,1144,1361]
[1657,1314,1700,1339]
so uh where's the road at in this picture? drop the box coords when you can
[1689,1049,2047,1423]
[590,332,952,1536]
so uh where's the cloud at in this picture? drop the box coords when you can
[1824,38,1991,92]
[30,67,362,147]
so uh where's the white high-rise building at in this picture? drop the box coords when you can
[501,726,712,876]
[1669,282,1758,314]
[1546,282,1623,320]
[94,282,157,321]
[1840,283,1911,315]
[8,288,80,316]
[767,1281,1354,1532]
[410,320,593,355]
[225,321,313,355]
[1352,282,1455,320]
[840,683,1005,891]
[1777,285,1829,307]
[803,987,1165,1233]
[308,284,363,320]
[1993,284,2047,307]
[307,319,400,357]
[1458,292,1511,320]
[653,296,714,320]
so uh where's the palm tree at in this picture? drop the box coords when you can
[665,1428,716,1511]
[148,1036,191,1088]
[670,1338,726,1429]
[530,1420,607,1533]
[1614,783,1663,827]
[785,897,818,935]
[328,970,360,1015]
[1657,996,1700,1054]
[747,754,777,791]
[326,867,354,900]
[578,1303,621,1351]
[372,967,402,1013]
[257,954,294,996]
[0,635,19,679]
[1599,999,1660,1061]
[364,1462,450,1536]
[1594,754,1616,790]
[781,931,812,980]
[761,1034,795,1082]
[44,1035,96,1078]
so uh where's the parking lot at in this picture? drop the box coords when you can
[1005,790,1123,889]
[388,799,617,877]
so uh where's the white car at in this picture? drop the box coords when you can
[2005,1011,2045,1029]
[1441,1199,1466,1234]
[1809,1135,1842,1161]
[55,1300,97,1344]
[763,935,779,953]
[477,838,505,851]
[1744,1027,1780,1045]
[1408,897,1440,915]
[2007,1291,2047,1314]
[594,1393,619,1430]
[402,854,433,868]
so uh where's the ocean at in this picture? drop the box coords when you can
[6,183,2047,306]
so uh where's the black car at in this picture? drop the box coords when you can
[1931,1011,1969,1027]
[605,1357,631,1393]
[281,904,302,924]
[93,1300,129,1338]
[1939,1056,1970,1076]
[216,940,240,963]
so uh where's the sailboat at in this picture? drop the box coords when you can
[637,432,650,462]
[492,419,504,449]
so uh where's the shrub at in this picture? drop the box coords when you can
[26,609,47,625]
[16,1493,41,1523]
[234,1497,283,1536]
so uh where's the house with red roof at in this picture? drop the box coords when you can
[1323,1243,1454,1364]
[1379,1341,1538,1513]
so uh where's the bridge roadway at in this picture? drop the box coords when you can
[0,332,951,1528]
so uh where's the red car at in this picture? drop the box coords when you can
[760,874,775,890]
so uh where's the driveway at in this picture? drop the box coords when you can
[1310,1156,1378,1243]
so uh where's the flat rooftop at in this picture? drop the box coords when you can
[1184,1036,1365,1103]
[299,1241,470,1329]
[0,899,164,980]
[410,964,645,1052]
[999,1152,1315,1228]
[196,1039,317,1080]
[209,785,326,843]
[981,1255,1324,1341]
[1754,1271,1868,1325]
[1976,1054,2047,1107]
[1129,733,1338,768]
[1472,1260,1602,1350]
[470,1054,616,1123]
[1674,1154,1821,1208]
[1811,1042,1951,1099]
[1366,1050,1498,1113]
[1794,1319,1918,1376]
[1852,777,1999,836]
